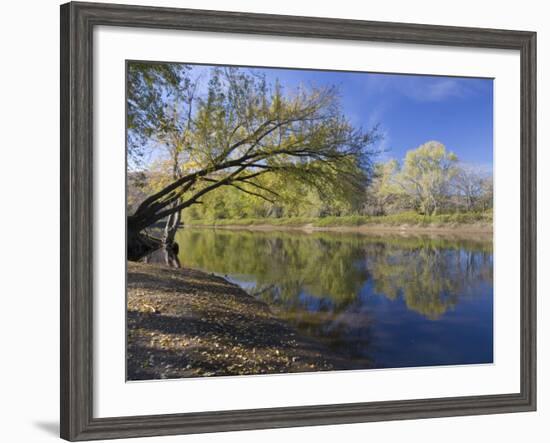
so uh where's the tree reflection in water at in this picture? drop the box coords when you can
[169,228,493,368]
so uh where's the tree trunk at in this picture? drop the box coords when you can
[127,227,162,261]
[161,204,183,267]
[162,204,182,246]
[127,202,183,261]
[162,243,181,268]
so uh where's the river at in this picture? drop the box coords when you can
[172,228,493,370]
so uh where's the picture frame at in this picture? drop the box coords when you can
[60,1,536,441]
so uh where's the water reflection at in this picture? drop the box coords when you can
[172,228,493,369]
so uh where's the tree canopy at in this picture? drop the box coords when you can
[127,64,380,236]
[397,141,458,215]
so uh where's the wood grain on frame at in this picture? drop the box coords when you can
[60,2,536,440]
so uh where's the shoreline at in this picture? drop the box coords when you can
[127,261,353,380]
[185,222,493,236]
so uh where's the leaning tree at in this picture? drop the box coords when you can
[127,64,379,260]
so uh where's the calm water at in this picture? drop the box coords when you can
[173,228,493,369]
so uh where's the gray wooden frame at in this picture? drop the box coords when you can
[60,1,537,441]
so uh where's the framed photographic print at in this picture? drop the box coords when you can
[60,1,536,441]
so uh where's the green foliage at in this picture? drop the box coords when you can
[397,141,459,215]
[176,139,493,225]
[127,63,380,233]
[313,215,366,227]
[127,62,192,169]
[364,159,402,215]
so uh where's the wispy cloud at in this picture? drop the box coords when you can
[363,104,392,158]
[376,130,391,160]
[361,74,470,103]
[403,78,468,102]
[458,161,493,175]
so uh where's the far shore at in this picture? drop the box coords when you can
[185,222,493,236]
[183,211,493,236]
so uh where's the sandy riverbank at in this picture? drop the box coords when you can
[186,222,493,236]
[127,261,353,380]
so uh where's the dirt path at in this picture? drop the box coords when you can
[127,262,353,380]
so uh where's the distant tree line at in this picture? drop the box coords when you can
[363,141,493,217]
[129,140,492,222]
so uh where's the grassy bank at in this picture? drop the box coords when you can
[127,261,348,380]
[185,211,493,232]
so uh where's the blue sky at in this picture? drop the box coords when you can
[189,64,493,170]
